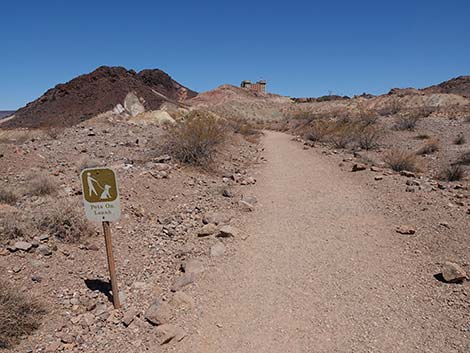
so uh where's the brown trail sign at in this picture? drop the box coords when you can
[80,167,121,308]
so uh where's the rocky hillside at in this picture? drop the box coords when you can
[422,75,470,97]
[3,66,197,128]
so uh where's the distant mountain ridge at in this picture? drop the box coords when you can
[421,75,470,97]
[0,111,15,120]
[2,66,197,128]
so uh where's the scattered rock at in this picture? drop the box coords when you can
[197,223,218,237]
[145,300,172,326]
[171,273,195,292]
[170,291,194,309]
[155,324,186,345]
[239,200,255,212]
[400,170,416,178]
[370,166,382,172]
[14,241,33,252]
[218,225,240,238]
[222,188,234,198]
[122,308,138,327]
[396,225,416,235]
[441,262,467,283]
[203,212,230,225]
[210,242,226,257]
[37,244,52,256]
[374,176,383,181]
[242,195,257,205]
[181,259,204,275]
[352,163,367,172]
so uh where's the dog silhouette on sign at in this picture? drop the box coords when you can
[100,185,112,200]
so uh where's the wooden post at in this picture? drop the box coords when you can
[102,221,121,309]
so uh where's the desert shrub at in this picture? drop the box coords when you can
[0,218,24,244]
[0,286,45,349]
[27,173,55,197]
[38,203,94,243]
[305,120,333,142]
[163,110,227,165]
[44,127,64,140]
[394,112,421,131]
[227,118,259,137]
[454,135,466,145]
[0,187,18,205]
[354,125,382,150]
[416,138,440,155]
[357,108,378,126]
[456,151,470,165]
[438,164,465,181]
[384,149,419,172]
[328,122,356,148]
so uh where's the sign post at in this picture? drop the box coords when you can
[80,167,122,309]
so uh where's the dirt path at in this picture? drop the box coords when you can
[172,131,461,353]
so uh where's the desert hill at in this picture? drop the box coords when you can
[3,66,196,128]
[422,75,470,97]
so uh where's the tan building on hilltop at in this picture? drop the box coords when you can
[241,80,266,93]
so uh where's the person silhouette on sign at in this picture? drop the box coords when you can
[86,172,101,197]
[100,185,112,200]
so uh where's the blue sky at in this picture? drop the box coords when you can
[1,0,469,109]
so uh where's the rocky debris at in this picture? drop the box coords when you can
[171,273,195,292]
[155,324,186,345]
[197,223,218,237]
[210,242,226,257]
[203,212,231,225]
[218,225,240,238]
[242,195,258,205]
[396,225,416,235]
[145,300,172,326]
[170,291,194,310]
[374,176,383,181]
[122,308,138,327]
[37,244,52,256]
[400,170,416,178]
[240,176,256,185]
[181,259,204,275]
[14,241,33,252]
[154,154,171,163]
[222,188,234,198]
[441,262,468,283]
[352,163,367,172]
[370,166,382,172]
[239,200,255,212]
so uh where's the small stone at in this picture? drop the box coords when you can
[370,166,382,172]
[155,324,180,345]
[441,262,467,283]
[145,300,172,325]
[122,308,138,327]
[14,241,33,252]
[181,259,204,275]
[374,176,383,181]
[12,265,22,273]
[239,200,255,212]
[400,170,416,178]
[37,244,52,256]
[171,273,195,292]
[81,312,95,326]
[218,225,239,238]
[203,212,230,225]
[222,188,234,198]
[405,186,416,193]
[170,291,194,310]
[210,242,225,257]
[352,163,367,172]
[31,275,42,283]
[242,195,257,205]
[197,223,218,237]
[396,225,416,235]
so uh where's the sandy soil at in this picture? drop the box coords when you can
[168,131,469,353]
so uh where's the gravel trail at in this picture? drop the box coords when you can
[173,131,463,353]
